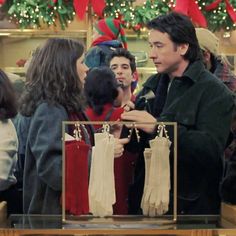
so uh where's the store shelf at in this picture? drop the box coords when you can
[0,29,87,38]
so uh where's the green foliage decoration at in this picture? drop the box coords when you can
[198,0,236,32]
[104,0,171,33]
[3,0,75,29]
[1,0,236,32]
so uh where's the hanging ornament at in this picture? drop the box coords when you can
[133,23,141,31]
[174,0,207,27]
[73,0,105,20]
[0,0,5,5]
[205,0,236,23]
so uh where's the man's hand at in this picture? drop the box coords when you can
[121,110,157,133]
[123,101,135,112]
[114,138,130,158]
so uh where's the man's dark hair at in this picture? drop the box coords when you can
[0,69,17,119]
[106,48,136,73]
[147,12,201,63]
[84,66,119,115]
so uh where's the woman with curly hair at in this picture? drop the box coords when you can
[16,38,89,214]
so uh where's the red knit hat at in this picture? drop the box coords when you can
[93,18,127,49]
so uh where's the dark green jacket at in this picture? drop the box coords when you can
[130,60,235,214]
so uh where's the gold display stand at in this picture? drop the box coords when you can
[62,121,177,225]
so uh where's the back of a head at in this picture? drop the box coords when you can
[94,18,127,49]
[147,12,201,62]
[0,69,17,120]
[195,28,219,56]
[84,67,118,114]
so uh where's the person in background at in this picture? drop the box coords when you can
[84,67,134,214]
[195,29,236,200]
[5,72,24,100]
[84,18,127,68]
[196,28,236,92]
[107,48,137,107]
[0,69,21,214]
[121,12,235,215]
[7,48,40,100]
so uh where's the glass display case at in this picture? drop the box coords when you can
[0,214,235,236]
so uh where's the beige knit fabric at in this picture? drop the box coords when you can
[141,125,171,216]
[89,132,115,216]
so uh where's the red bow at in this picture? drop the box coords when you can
[0,0,5,4]
[73,0,105,20]
[174,0,207,27]
[205,0,236,23]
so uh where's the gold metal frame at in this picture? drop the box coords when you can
[62,121,177,225]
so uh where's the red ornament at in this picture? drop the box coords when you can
[174,0,207,27]
[133,24,141,31]
[0,0,5,4]
[16,59,27,67]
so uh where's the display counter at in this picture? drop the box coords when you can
[0,214,235,236]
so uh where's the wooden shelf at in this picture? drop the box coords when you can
[0,29,87,38]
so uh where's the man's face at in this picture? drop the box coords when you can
[110,56,134,88]
[148,29,188,77]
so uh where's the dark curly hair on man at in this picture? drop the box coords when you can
[84,66,119,115]
[106,48,136,74]
[19,38,86,116]
[0,69,17,119]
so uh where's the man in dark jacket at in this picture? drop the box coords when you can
[121,12,235,215]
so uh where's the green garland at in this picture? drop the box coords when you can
[1,0,236,32]
[104,0,236,33]
[3,0,75,29]
[104,0,171,32]
[198,0,236,32]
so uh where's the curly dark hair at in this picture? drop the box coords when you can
[0,69,17,120]
[106,48,136,74]
[84,67,119,115]
[19,38,86,116]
